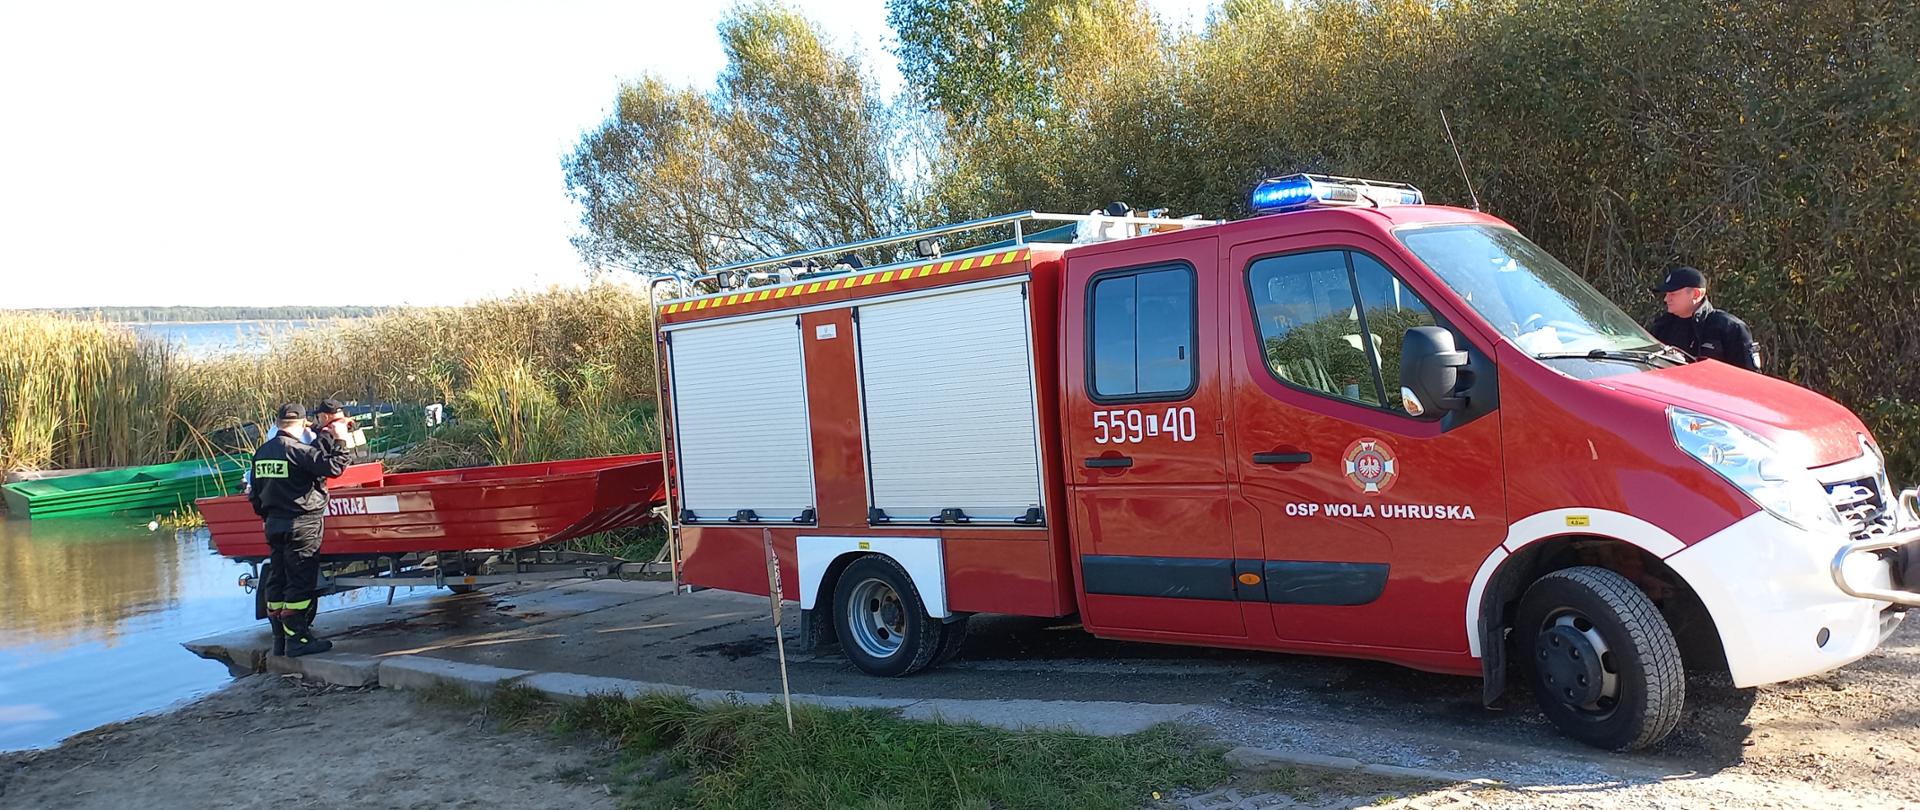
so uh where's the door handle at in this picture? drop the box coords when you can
[1252,452,1312,465]
[1084,456,1133,469]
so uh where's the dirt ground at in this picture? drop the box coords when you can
[1177,612,1920,809]
[11,579,1919,810]
[6,631,1919,810]
[0,676,624,810]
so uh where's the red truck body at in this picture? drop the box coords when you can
[652,181,1920,749]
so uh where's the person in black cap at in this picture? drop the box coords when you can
[1648,265,1761,372]
[247,402,352,656]
[313,398,362,456]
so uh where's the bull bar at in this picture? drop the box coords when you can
[1829,487,1920,608]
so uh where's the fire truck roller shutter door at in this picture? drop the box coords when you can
[856,280,1046,524]
[666,314,816,522]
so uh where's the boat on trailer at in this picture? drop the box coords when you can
[197,453,670,596]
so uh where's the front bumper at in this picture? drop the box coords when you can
[1829,488,1920,607]
[1668,505,1910,688]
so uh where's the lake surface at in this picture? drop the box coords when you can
[127,320,319,358]
[0,517,422,751]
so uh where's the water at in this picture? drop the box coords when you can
[127,320,318,358]
[0,517,418,751]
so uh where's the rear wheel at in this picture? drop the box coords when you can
[833,555,942,677]
[1517,566,1685,751]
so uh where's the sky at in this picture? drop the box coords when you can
[0,0,1213,309]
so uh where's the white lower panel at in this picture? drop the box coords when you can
[795,535,948,618]
[1667,510,1897,687]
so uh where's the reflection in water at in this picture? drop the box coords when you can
[0,517,425,751]
[0,518,188,648]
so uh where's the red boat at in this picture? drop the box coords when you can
[199,453,669,562]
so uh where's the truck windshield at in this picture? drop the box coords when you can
[1397,224,1656,358]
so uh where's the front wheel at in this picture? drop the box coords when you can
[1517,566,1685,751]
[833,555,943,677]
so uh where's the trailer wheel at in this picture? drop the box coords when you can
[834,555,943,677]
[1517,566,1685,751]
[446,584,481,595]
[254,562,272,620]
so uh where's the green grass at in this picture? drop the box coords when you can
[564,522,667,563]
[422,685,1228,810]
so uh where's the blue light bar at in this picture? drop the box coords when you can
[1250,173,1425,215]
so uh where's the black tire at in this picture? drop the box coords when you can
[254,562,273,620]
[833,555,943,677]
[932,615,971,667]
[1517,566,1685,751]
[446,584,480,595]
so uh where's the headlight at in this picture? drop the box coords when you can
[1668,407,1840,531]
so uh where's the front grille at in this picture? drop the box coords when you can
[1827,474,1896,542]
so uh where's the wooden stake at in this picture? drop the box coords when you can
[763,528,795,732]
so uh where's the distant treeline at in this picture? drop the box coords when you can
[26,306,392,322]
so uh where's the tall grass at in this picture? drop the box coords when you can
[0,284,662,475]
[0,314,188,471]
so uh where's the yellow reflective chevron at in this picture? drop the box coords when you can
[659,248,1033,320]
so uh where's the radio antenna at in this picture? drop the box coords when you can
[1439,108,1481,211]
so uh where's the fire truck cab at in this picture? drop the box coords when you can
[651,174,1920,751]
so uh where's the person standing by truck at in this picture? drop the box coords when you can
[1648,265,1762,371]
[248,402,352,656]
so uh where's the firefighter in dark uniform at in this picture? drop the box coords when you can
[1648,265,1762,372]
[248,402,351,656]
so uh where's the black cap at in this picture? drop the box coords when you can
[315,398,344,414]
[1651,265,1706,293]
[276,403,305,421]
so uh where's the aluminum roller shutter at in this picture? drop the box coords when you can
[858,281,1044,524]
[668,315,814,522]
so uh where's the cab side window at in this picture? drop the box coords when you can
[1247,250,1437,411]
[1248,251,1380,406]
[1350,253,1437,411]
[1089,265,1196,401]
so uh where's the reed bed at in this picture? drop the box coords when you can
[0,314,189,471]
[1,284,662,475]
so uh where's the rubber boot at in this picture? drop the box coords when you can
[283,608,332,658]
[268,612,287,656]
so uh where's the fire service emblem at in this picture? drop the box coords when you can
[1342,438,1398,495]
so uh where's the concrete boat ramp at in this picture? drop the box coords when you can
[180,578,1787,793]
[184,579,1201,736]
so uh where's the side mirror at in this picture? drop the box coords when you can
[1400,327,1470,417]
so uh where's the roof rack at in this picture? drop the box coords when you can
[655,209,1216,298]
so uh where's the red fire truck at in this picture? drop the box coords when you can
[649,174,1920,750]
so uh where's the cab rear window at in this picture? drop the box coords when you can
[1088,264,1196,402]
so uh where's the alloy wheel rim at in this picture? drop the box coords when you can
[847,578,907,659]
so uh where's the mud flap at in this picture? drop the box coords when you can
[1480,622,1507,706]
[797,606,837,652]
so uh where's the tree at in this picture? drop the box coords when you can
[564,2,913,280]
[892,0,1178,218]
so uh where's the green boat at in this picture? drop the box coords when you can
[1,457,247,520]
